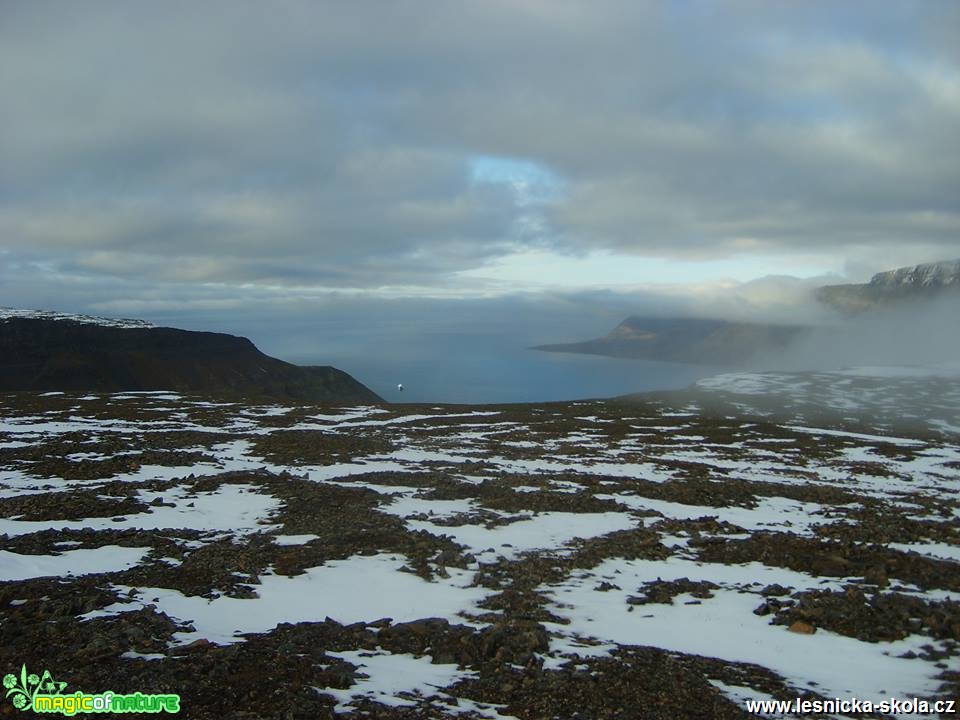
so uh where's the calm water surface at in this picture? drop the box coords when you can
[308,335,723,404]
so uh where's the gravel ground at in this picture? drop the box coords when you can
[1,380,957,718]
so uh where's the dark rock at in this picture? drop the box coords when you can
[0,315,381,403]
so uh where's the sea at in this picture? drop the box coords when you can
[302,333,724,405]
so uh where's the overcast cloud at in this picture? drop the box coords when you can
[1,1,958,351]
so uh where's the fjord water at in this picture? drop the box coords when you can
[306,334,721,404]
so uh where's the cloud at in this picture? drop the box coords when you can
[0,0,957,316]
[756,292,960,371]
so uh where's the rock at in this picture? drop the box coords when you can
[176,638,213,653]
[863,565,889,588]
[788,621,816,635]
[753,602,774,616]
[760,584,791,597]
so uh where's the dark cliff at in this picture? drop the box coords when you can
[0,316,382,403]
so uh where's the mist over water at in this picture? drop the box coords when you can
[260,289,960,405]
[754,294,960,373]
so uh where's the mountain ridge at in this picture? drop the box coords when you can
[870,259,960,289]
[817,259,960,313]
[0,310,382,403]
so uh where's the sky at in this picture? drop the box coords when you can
[1,1,958,360]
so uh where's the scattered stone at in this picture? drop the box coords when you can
[1,388,957,718]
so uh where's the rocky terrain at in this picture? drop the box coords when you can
[0,368,957,718]
[0,309,381,404]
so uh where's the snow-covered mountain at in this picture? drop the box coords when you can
[818,259,960,313]
[868,259,960,290]
[0,307,155,329]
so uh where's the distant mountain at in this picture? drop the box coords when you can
[536,259,960,365]
[534,317,805,366]
[817,259,960,313]
[0,309,382,403]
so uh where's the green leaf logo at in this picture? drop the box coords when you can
[4,664,66,711]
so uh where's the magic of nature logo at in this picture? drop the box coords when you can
[4,664,180,715]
